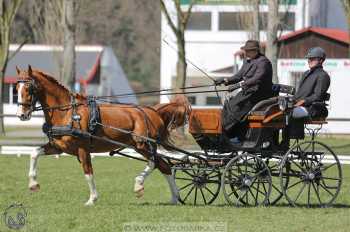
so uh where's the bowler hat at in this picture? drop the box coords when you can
[240,40,260,50]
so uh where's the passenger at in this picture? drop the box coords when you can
[293,47,330,118]
[215,40,273,144]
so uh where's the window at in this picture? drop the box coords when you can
[12,84,18,104]
[186,12,211,30]
[206,96,220,105]
[280,12,295,30]
[258,12,295,30]
[219,12,295,31]
[188,96,197,105]
[219,12,248,30]
[3,83,10,103]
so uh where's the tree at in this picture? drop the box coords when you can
[341,0,350,57]
[19,0,77,90]
[0,0,22,135]
[249,0,260,40]
[266,0,279,84]
[62,0,77,90]
[159,0,194,91]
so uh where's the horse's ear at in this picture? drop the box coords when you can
[28,65,33,75]
[16,66,21,75]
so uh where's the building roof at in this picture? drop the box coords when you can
[279,27,350,44]
[5,44,102,84]
[233,27,350,56]
[5,44,137,103]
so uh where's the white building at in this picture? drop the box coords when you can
[160,0,350,133]
[160,0,306,104]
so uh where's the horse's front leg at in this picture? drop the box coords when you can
[134,160,155,198]
[28,143,61,191]
[78,148,98,206]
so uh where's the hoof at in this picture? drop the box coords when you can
[134,181,144,198]
[170,199,179,205]
[84,201,95,206]
[134,187,144,198]
[29,184,40,192]
[84,198,97,206]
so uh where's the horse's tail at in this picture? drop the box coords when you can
[153,95,191,150]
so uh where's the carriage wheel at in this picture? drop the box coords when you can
[221,153,272,206]
[280,141,342,207]
[265,158,289,205]
[173,163,221,205]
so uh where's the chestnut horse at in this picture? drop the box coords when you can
[16,66,189,206]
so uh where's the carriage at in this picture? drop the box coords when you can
[171,85,342,207]
[16,66,342,207]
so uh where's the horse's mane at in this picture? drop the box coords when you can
[33,69,86,100]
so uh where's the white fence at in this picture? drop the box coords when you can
[1,146,350,164]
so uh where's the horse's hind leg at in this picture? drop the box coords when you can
[135,143,179,204]
[28,143,61,192]
[163,174,179,204]
[158,158,179,205]
[78,148,98,206]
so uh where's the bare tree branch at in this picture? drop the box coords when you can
[7,37,28,62]
[160,0,177,34]
[0,0,23,135]
[183,1,194,27]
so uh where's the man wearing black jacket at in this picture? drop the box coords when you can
[215,40,273,141]
[293,47,330,118]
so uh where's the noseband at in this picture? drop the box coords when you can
[17,79,39,113]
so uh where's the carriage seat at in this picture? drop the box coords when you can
[304,93,330,125]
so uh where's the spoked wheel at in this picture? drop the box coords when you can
[280,140,342,207]
[265,158,289,205]
[172,162,221,205]
[221,153,272,206]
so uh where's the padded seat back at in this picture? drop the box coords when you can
[189,109,222,134]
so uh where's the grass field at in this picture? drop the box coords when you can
[0,155,349,232]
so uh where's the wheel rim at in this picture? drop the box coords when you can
[222,153,272,206]
[280,140,342,207]
[173,163,221,205]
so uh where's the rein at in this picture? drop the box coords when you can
[97,83,216,99]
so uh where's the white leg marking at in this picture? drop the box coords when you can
[28,147,44,190]
[134,161,155,198]
[16,83,24,117]
[84,174,98,206]
[164,174,179,205]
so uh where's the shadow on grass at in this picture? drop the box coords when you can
[130,202,350,209]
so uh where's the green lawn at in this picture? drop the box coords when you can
[0,155,349,232]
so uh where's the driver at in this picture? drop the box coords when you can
[293,47,330,118]
[215,40,273,143]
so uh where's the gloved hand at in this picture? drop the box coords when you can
[214,77,227,86]
[228,81,244,92]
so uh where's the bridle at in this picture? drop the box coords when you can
[16,79,39,114]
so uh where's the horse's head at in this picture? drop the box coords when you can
[15,65,38,121]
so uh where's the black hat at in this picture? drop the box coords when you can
[240,40,260,51]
